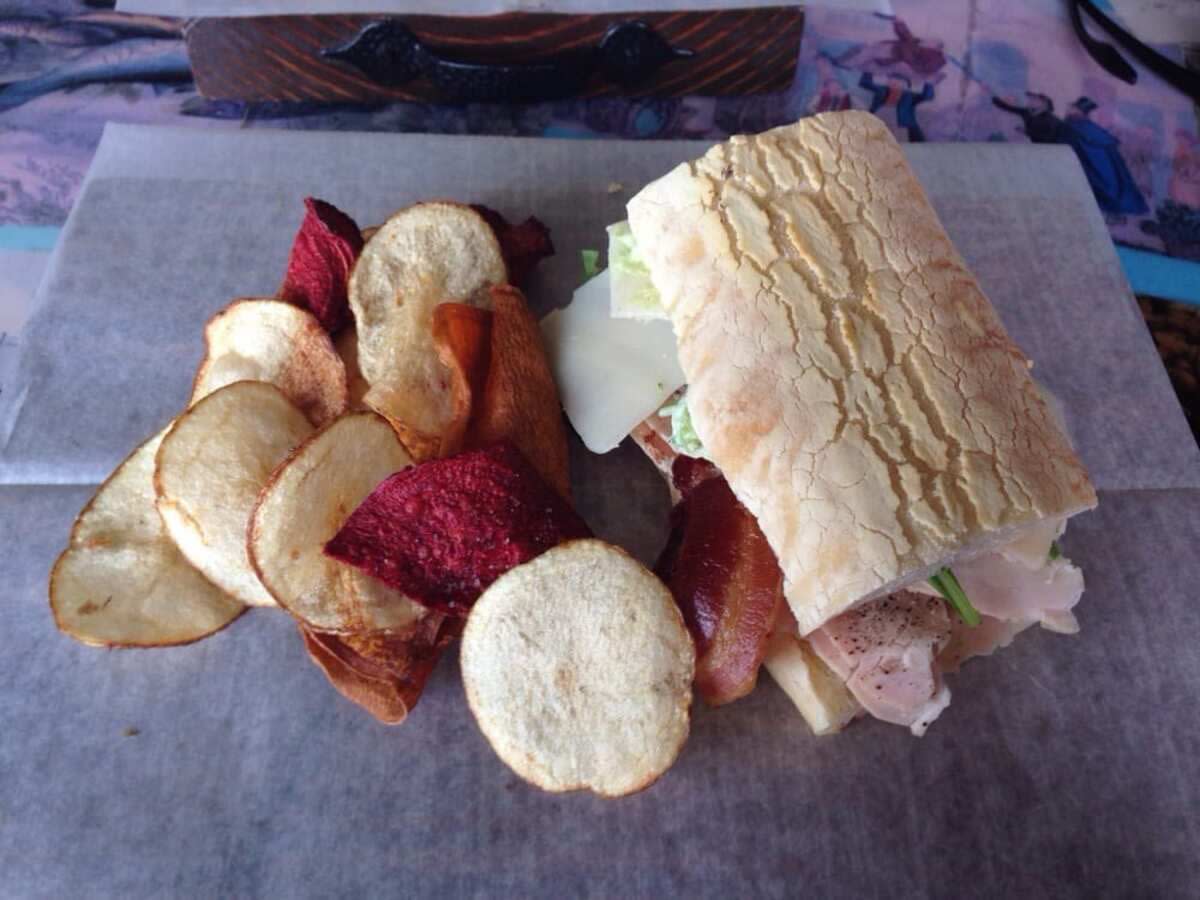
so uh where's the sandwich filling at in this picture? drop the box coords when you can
[634,396,1085,736]
[546,215,1089,736]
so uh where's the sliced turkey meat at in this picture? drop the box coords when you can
[951,551,1084,631]
[811,540,1086,734]
[808,591,953,735]
[938,614,1028,672]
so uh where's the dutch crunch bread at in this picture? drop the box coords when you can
[626,111,1097,635]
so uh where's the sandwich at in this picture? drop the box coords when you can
[544,110,1097,735]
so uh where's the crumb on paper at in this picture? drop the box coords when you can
[606,182,624,194]
[122,726,140,738]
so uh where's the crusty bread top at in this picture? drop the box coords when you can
[626,111,1097,635]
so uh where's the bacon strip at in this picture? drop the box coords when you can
[656,455,782,706]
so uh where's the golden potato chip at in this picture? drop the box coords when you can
[248,411,425,634]
[349,202,506,457]
[190,298,348,427]
[49,426,244,647]
[299,614,457,724]
[334,324,369,410]
[155,381,313,607]
[461,539,695,797]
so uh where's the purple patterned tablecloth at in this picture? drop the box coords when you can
[2,0,1198,263]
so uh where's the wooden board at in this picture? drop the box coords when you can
[186,9,805,103]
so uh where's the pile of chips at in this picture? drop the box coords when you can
[51,197,564,723]
[50,198,698,797]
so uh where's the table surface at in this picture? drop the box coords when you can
[2,125,1198,900]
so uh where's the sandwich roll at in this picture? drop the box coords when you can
[625,110,1097,637]
[548,111,1098,734]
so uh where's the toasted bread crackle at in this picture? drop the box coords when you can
[627,111,1097,635]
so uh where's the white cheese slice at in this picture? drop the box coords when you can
[762,630,860,736]
[540,269,685,453]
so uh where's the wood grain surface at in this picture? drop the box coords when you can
[186,9,805,102]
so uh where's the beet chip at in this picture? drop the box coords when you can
[471,205,555,288]
[324,442,590,615]
[279,197,364,334]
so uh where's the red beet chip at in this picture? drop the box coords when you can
[324,442,590,616]
[471,205,555,288]
[279,197,364,334]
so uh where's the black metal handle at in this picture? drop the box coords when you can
[322,19,694,104]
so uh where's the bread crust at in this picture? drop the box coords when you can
[627,111,1097,635]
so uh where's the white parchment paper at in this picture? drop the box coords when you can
[2,124,1199,898]
[1,126,1195,490]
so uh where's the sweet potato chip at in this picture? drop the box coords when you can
[155,381,313,607]
[471,205,555,288]
[190,298,348,428]
[467,286,570,499]
[300,614,459,724]
[431,302,492,458]
[249,411,426,634]
[325,442,590,616]
[432,288,568,497]
[50,426,245,647]
[349,202,506,457]
[279,197,363,333]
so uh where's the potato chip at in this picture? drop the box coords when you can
[155,381,313,607]
[279,197,363,333]
[299,614,459,724]
[461,539,695,797]
[334,324,369,410]
[50,426,245,647]
[431,302,492,457]
[467,286,570,499]
[190,298,348,427]
[249,411,425,633]
[349,202,506,458]
[324,442,590,616]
